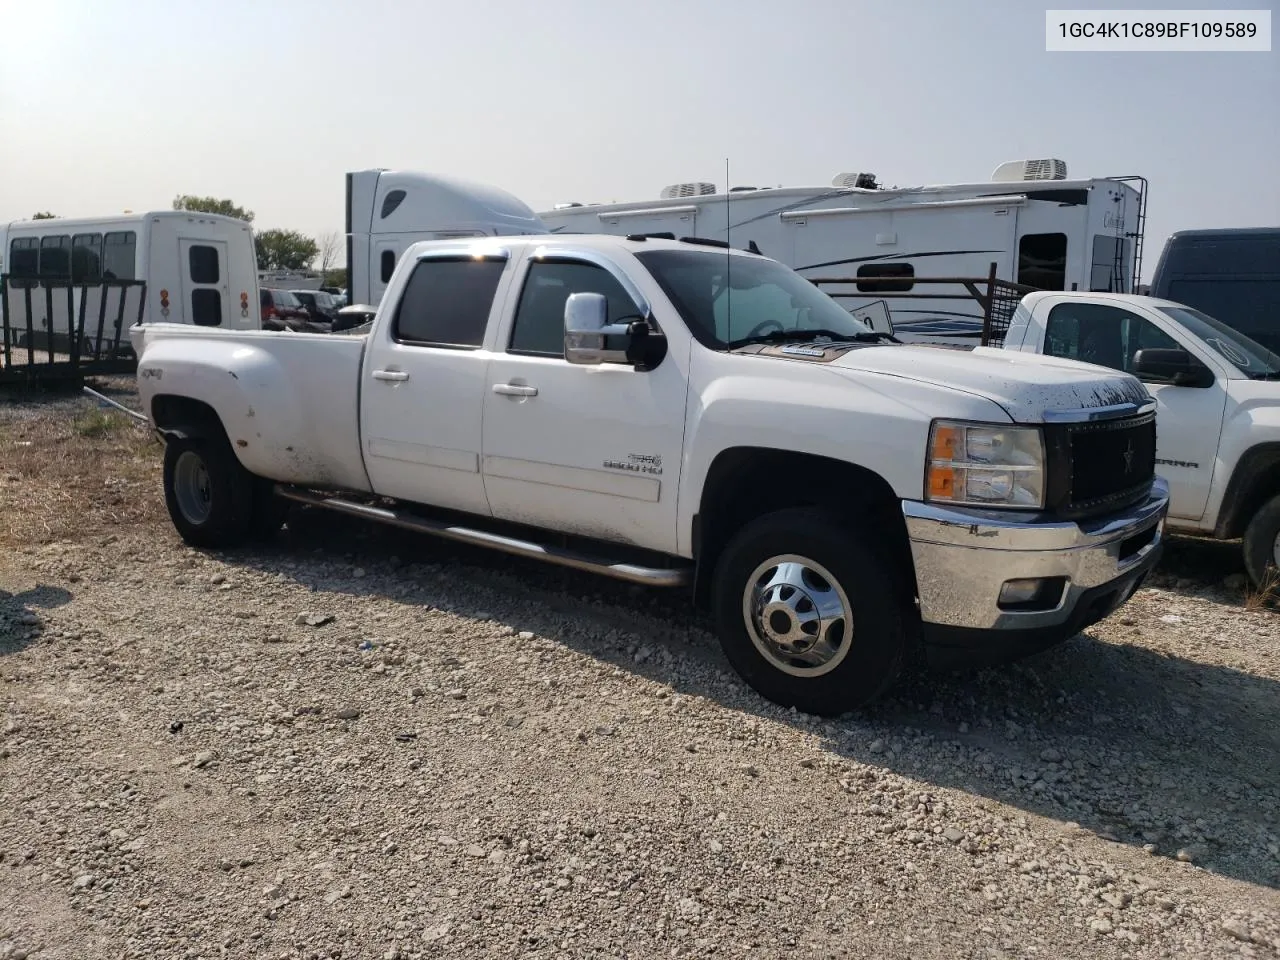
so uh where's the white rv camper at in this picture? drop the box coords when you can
[537,160,1147,343]
[1,212,260,350]
[346,169,549,308]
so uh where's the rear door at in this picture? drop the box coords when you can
[359,248,512,516]
[179,238,228,327]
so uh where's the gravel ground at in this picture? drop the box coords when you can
[1,386,1278,959]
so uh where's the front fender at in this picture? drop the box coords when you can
[675,358,1008,557]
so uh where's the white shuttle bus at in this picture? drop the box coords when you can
[537,159,1148,343]
[1,211,260,351]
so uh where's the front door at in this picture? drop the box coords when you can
[1040,299,1227,522]
[481,252,688,554]
[359,250,511,516]
[179,239,228,327]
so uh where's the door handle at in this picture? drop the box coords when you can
[492,382,538,397]
[372,369,409,382]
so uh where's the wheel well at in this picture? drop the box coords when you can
[1214,443,1280,539]
[691,447,914,609]
[150,395,228,443]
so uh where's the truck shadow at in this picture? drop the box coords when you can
[0,584,74,655]
[1148,534,1257,610]
[228,509,1280,892]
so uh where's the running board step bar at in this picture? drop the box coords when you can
[275,486,692,588]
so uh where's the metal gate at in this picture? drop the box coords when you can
[809,262,1038,348]
[1,274,144,386]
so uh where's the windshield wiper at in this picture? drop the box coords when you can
[727,328,897,349]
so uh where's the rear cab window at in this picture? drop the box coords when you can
[392,257,507,348]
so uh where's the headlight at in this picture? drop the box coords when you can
[926,420,1045,509]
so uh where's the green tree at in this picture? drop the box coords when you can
[254,229,320,272]
[323,267,348,289]
[172,194,254,222]
[31,211,57,219]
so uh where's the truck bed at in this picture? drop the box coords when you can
[132,325,372,492]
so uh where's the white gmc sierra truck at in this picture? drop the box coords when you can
[130,235,1169,716]
[999,291,1280,586]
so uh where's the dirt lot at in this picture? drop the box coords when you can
[1,382,1278,960]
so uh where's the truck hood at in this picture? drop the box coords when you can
[828,344,1151,423]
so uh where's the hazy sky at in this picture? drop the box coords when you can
[1,0,1276,278]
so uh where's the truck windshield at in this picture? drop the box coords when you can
[1157,305,1280,379]
[634,249,878,349]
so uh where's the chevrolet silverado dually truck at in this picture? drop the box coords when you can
[130,235,1169,716]
[999,290,1280,586]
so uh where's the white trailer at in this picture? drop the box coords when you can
[1,211,260,351]
[537,160,1148,343]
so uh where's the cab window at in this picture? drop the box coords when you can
[508,260,640,357]
[1044,301,1179,375]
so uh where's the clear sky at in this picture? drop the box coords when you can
[1,0,1276,278]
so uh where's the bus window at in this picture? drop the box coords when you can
[72,233,103,283]
[102,231,137,280]
[39,235,72,285]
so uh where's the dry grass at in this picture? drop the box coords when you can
[0,389,165,549]
[1245,565,1280,612]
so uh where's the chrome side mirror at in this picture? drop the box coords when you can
[564,292,632,365]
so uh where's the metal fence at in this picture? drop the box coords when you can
[808,262,1039,348]
[1,274,144,386]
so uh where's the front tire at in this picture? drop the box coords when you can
[162,436,256,549]
[1242,492,1280,587]
[711,507,908,716]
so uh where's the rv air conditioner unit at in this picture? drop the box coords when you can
[659,182,717,199]
[990,159,1068,182]
[831,172,880,190]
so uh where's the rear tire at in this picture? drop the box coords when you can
[1242,492,1280,587]
[711,507,908,716]
[162,435,256,549]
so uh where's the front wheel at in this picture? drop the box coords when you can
[1241,492,1280,587]
[711,507,908,716]
[162,436,256,548]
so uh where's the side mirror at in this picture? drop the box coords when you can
[1133,347,1214,388]
[337,303,377,322]
[564,292,637,365]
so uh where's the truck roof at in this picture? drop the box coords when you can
[1020,290,1189,312]
[1165,226,1280,241]
[404,232,769,260]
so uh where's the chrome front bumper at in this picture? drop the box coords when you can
[902,477,1169,634]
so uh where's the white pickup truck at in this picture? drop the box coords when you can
[999,291,1280,585]
[130,235,1169,716]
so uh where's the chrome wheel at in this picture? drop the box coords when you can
[741,554,853,677]
[172,450,213,525]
